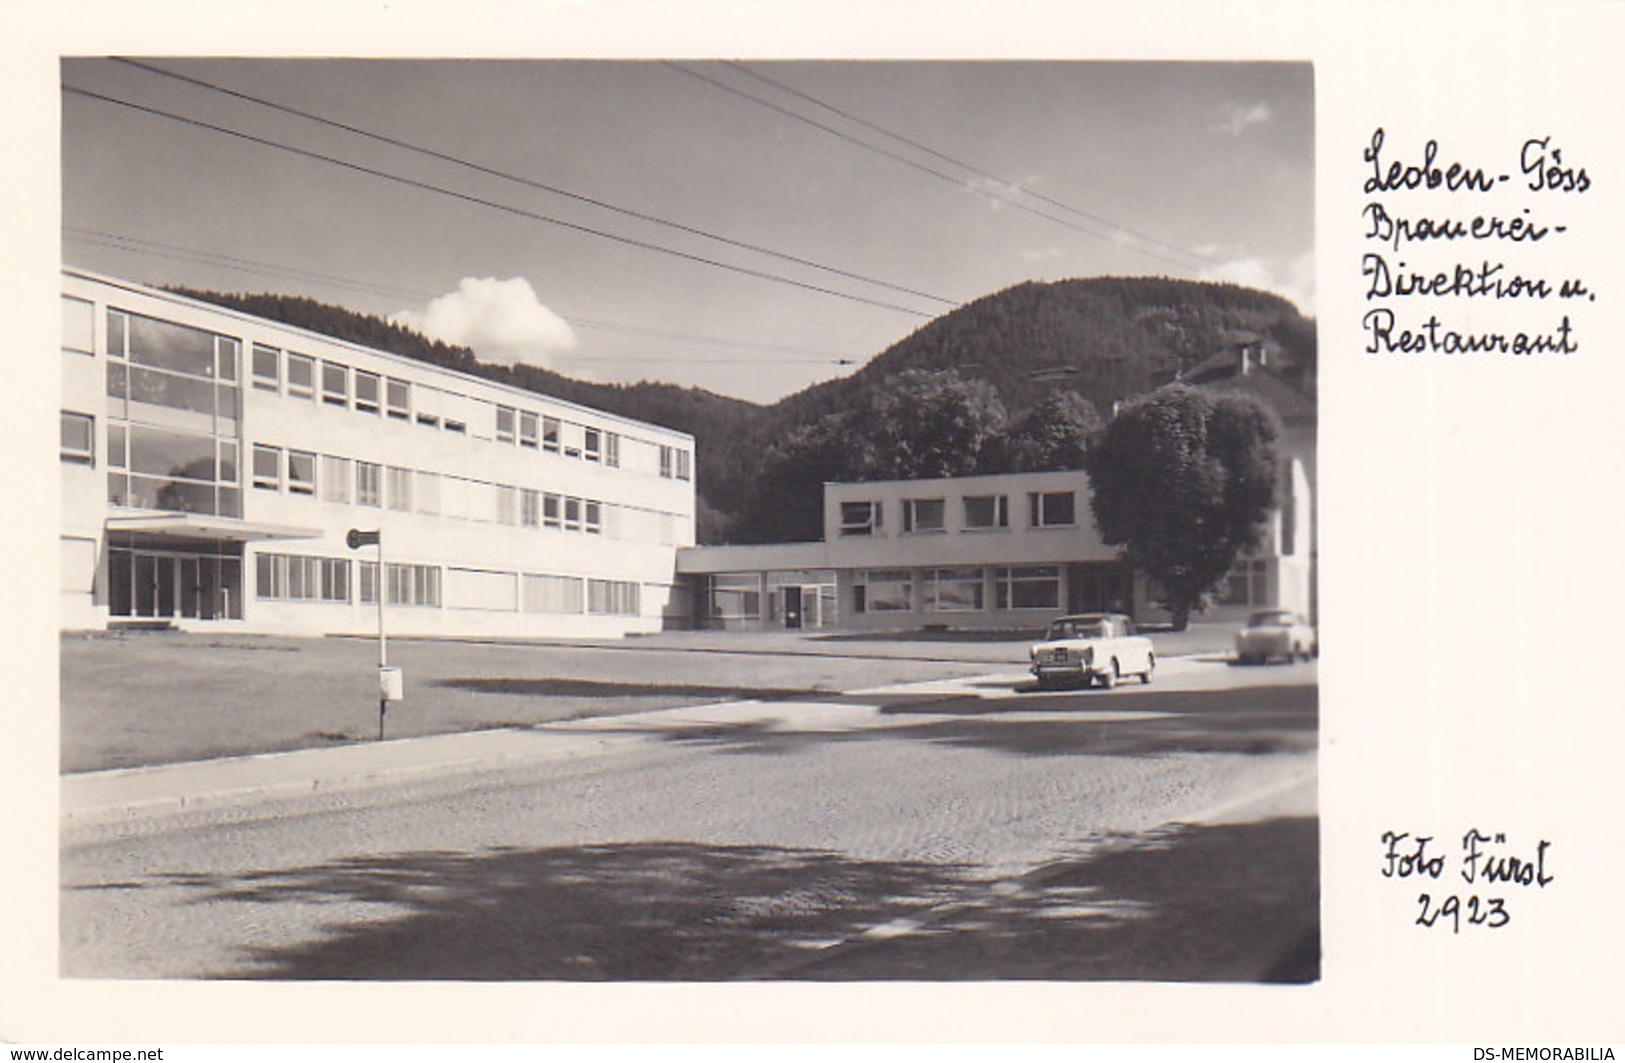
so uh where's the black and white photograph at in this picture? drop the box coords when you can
[6,0,1624,1051]
[54,56,1318,984]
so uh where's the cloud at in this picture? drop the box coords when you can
[1199,249,1315,314]
[393,277,576,367]
[1211,101,1273,137]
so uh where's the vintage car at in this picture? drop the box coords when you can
[1029,612,1155,690]
[1234,609,1318,664]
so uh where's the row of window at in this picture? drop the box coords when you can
[72,300,693,483]
[839,491,1076,537]
[248,444,616,534]
[254,552,643,615]
[850,566,1063,613]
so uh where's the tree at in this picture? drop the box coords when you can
[1084,385,1278,629]
[994,390,1104,472]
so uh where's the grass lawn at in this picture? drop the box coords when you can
[58,631,1005,772]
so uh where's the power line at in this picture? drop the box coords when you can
[108,58,959,309]
[64,227,858,364]
[666,61,1212,275]
[726,61,1219,270]
[62,83,940,319]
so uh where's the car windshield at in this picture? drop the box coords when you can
[1048,619,1106,640]
[1248,611,1293,627]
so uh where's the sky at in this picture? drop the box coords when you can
[61,59,1314,404]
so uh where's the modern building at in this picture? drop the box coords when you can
[60,269,697,638]
[678,348,1316,633]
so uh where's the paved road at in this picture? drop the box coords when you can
[61,657,1318,981]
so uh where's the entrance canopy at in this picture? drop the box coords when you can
[105,513,322,543]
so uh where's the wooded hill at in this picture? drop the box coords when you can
[170,277,1315,544]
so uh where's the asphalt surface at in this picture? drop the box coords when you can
[61,655,1319,982]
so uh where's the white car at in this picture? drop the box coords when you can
[1029,613,1156,690]
[1235,609,1318,664]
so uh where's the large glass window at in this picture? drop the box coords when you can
[963,494,1009,529]
[903,498,946,533]
[927,567,985,612]
[106,425,239,516]
[105,310,241,427]
[995,565,1061,610]
[859,570,913,612]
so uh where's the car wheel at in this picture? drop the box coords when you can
[1142,652,1155,684]
[1099,660,1118,689]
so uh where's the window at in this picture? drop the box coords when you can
[521,488,540,528]
[356,461,382,507]
[584,500,602,535]
[1029,490,1076,528]
[286,353,315,398]
[287,450,317,495]
[542,493,562,529]
[444,419,467,435]
[416,471,441,515]
[107,426,240,517]
[1221,559,1270,606]
[496,406,516,444]
[676,449,691,481]
[563,496,583,531]
[386,378,411,420]
[583,428,602,463]
[963,494,1009,529]
[354,370,380,414]
[321,456,351,503]
[252,345,281,392]
[587,579,640,616]
[542,416,561,453]
[358,560,379,604]
[519,411,539,449]
[387,466,413,511]
[523,573,584,614]
[603,432,620,468]
[60,411,94,465]
[103,311,241,425]
[256,554,349,602]
[839,500,882,536]
[927,567,984,612]
[322,362,349,407]
[857,570,912,612]
[416,412,442,429]
[903,498,946,533]
[496,485,519,525]
[252,445,281,490]
[387,563,441,607]
[995,565,1061,610]
[62,297,95,355]
[658,445,674,478]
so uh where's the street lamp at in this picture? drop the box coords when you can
[346,527,399,740]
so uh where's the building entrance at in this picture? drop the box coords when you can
[108,542,243,621]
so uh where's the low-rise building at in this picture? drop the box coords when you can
[60,269,697,638]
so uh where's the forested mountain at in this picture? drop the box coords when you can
[169,276,1314,544]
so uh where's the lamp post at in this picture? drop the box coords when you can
[346,528,397,740]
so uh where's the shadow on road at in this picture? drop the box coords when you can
[88,817,1316,982]
[645,682,1317,759]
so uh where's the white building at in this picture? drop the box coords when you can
[60,269,696,638]
[678,443,1314,632]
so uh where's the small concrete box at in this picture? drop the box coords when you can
[378,666,404,702]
